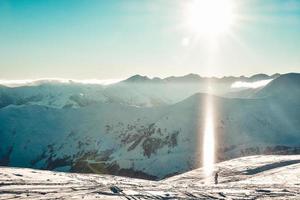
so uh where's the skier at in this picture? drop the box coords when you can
[214,171,219,185]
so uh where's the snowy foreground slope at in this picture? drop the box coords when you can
[1,155,300,200]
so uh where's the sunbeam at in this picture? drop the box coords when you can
[202,95,215,177]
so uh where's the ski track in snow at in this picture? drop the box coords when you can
[1,155,300,199]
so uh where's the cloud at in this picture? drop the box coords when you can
[0,78,123,87]
[231,79,273,89]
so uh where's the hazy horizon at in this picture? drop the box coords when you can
[0,71,289,82]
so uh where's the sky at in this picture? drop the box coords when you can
[0,0,299,79]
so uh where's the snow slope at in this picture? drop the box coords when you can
[0,155,300,199]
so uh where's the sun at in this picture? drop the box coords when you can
[185,0,236,37]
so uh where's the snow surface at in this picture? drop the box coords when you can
[0,155,300,199]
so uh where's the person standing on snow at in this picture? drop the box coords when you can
[214,171,219,184]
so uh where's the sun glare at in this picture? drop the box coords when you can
[202,95,215,177]
[185,0,236,37]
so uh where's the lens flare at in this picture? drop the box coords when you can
[202,95,215,177]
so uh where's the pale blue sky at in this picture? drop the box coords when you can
[0,0,299,79]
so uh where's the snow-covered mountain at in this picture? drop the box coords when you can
[0,73,299,179]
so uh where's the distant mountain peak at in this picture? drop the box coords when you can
[271,73,281,79]
[164,73,201,82]
[249,73,270,81]
[124,75,152,82]
[183,73,201,79]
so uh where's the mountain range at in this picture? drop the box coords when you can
[0,73,299,179]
